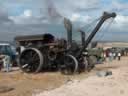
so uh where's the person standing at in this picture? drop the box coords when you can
[3,55,11,72]
[0,53,5,71]
[118,52,121,61]
[109,52,113,62]
[113,52,116,60]
[103,52,106,62]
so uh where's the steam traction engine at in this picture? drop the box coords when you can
[15,12,116,74]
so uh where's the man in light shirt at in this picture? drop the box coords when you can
[3,55,11,72]
[113,52,116,60]
[109,52,112,62]
[118,52,121,61]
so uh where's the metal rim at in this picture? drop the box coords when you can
[18,48,43,73]
[60,54,78,75]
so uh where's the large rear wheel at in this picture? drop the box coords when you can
[18,48,44,73]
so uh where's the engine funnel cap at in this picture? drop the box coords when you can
[111,12,116,18]
[103,12,117,19]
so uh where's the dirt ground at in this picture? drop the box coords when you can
[36,56,128,96]
[0,56,128,96]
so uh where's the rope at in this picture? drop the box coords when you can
[79,17,101,30]
[77,17,101,34]
[95,18,115,41]
[73,17,101,40]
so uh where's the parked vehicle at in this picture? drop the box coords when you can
[0,43,17,66]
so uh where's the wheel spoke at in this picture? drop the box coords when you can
[22,64,29,68]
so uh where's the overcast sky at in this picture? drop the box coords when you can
[0,0,128,41]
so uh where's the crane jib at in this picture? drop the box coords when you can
[77,12,117,57]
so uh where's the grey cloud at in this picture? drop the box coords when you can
[0,0,128,42]
[54,0,100,17]
[1,0,100,25]
[0,10,13,24]
[112,1,128,11]
[6,0,63,24]
[0,23,66,41]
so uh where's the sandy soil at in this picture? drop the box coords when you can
[0,57,128,96]
[36,57,128,96]
[0,71,68,96]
